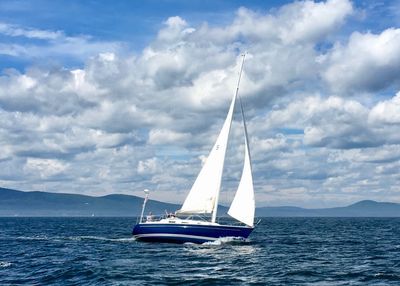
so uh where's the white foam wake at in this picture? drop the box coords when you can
[202,236,247,246]
[16,235,49,241]
[71,235,137,242]
[13,235,136,243]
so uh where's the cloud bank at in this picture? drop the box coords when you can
[0,0,399,207]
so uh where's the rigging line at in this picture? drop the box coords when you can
[237,52,253,169]
[238,94,253,170]
[234,53,246,100]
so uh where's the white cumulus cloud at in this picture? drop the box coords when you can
[324,28,400,93]
[0,0,399,207]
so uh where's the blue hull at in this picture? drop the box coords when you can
[132,223,254,244]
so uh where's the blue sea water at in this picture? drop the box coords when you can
[1,217,400,285]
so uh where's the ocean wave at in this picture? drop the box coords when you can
[0,261,12,268]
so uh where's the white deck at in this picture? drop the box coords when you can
[142,216,220,226]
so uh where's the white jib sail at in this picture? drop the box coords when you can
[178,93,237,214]
[228,98,255,227]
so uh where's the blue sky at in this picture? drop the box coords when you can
[0,0,297,70]
[2,0,398,70]
[0,0,400,207]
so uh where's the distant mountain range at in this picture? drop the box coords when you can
[257,200,400,217]
[0,187,180,217]
[1,187,400,217]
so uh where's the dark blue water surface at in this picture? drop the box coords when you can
[1,217,400,285]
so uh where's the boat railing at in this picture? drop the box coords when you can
[183,214,210,222]
[138,212,214,224]
[137,213,260,226]
[138,213,178,223]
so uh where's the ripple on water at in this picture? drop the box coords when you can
[1,217,400,285]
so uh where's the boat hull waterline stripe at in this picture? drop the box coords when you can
[134,233,218,241]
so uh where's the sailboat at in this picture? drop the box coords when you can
[132,54,255,243]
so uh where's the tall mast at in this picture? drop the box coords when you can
[211,53,246,223]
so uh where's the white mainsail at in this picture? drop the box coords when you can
[178,92,237,215]
[227,97,255,226]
